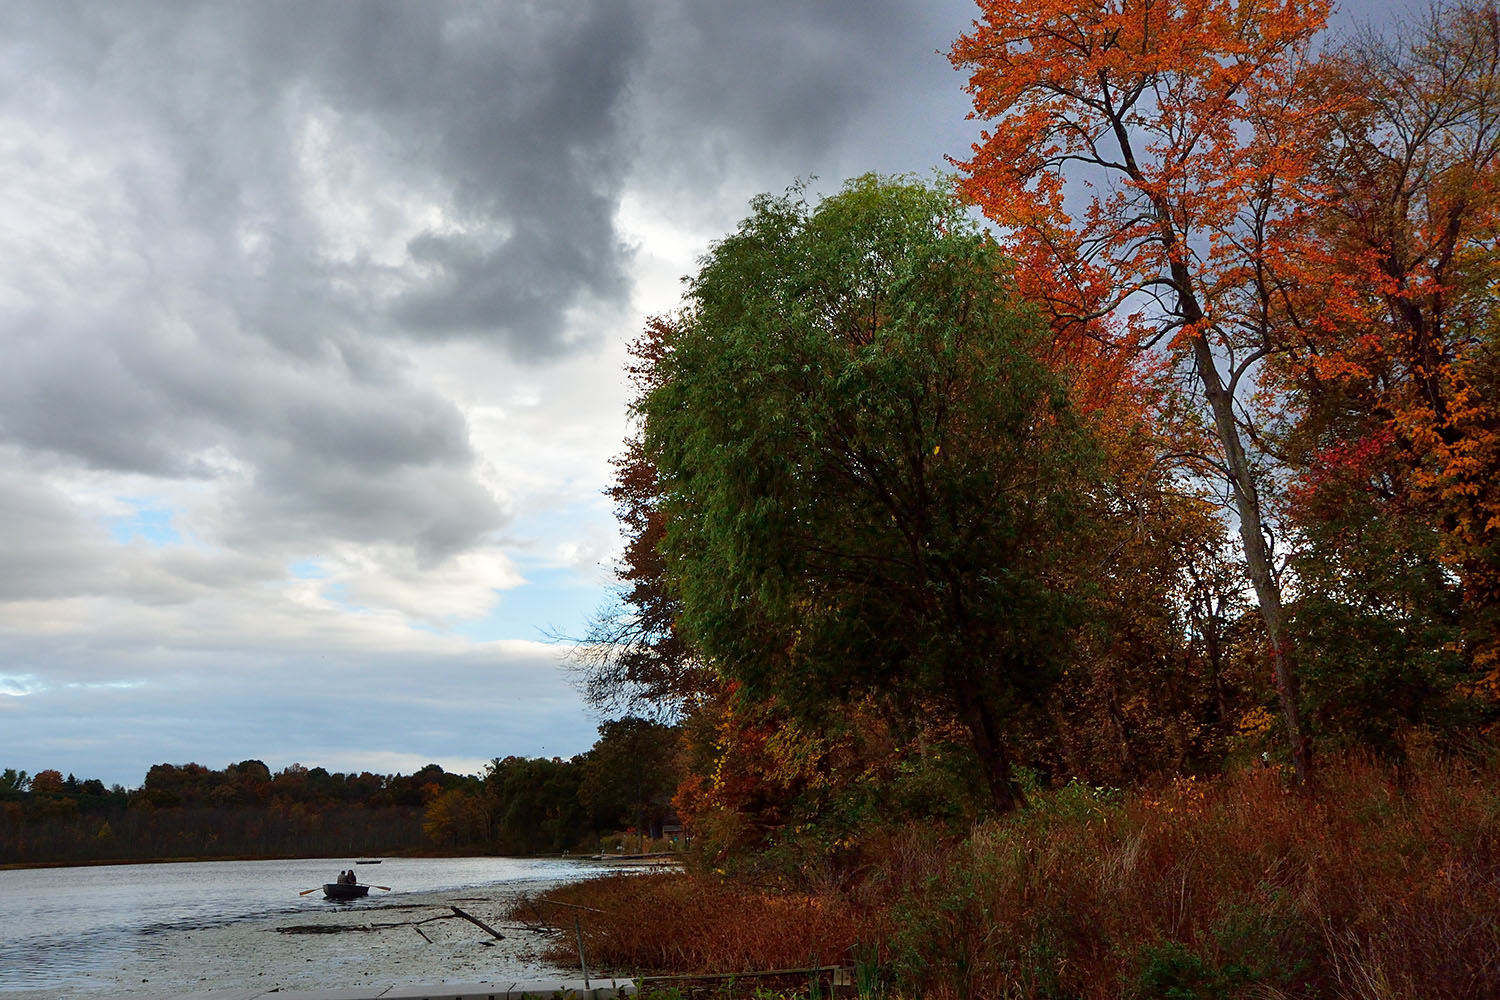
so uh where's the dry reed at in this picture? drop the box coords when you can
[515,750,1500,999]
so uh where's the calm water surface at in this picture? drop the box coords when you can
[0,856,591,993]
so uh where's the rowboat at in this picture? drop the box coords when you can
[323,882,370,900]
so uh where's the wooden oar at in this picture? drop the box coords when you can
[298,887,322,895]
[369,885,391,891]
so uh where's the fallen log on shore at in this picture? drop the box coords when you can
[275,907,502,939]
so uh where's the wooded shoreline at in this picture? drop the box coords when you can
[0,848,565,872]
[519,751,1500,999]
[3,724,681,868]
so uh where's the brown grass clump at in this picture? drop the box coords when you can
[512,871,880,977]
[885,751,1500,999]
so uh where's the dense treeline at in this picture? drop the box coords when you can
[579,0,1500,871]
[0,718,682,865]
[1,761,445,864]
[556,1,1500,994]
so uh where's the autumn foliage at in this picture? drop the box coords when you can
[504,4,1500,997]
[525,750,1500,999]
[943,0,1500,785]
[584,0,1500,858]
[951,0,1335,343]
[1272,3,1500,705]
[14,2,1500,994]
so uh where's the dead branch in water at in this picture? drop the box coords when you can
[275,907,501,939]
[450,905,505,939]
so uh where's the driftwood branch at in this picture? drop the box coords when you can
[276,905,507,942]
[450,905,505,940]
[276,920,427,934]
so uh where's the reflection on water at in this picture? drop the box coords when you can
[0,856,588,992]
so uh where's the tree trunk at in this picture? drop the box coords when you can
[1103,669,1140,782]
[1101,88,1314,784]
[953,675,1025,813]
[1189,334,1313,784]
[1050,698,1088,780]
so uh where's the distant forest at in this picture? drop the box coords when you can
[0,717,680,866]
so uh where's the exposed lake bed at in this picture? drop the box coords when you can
[0,857,606,999]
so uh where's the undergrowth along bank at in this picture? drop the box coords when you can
[515,750,1500,999]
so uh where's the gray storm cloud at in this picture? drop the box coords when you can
[0,0,994,785]
[0,0,647,472]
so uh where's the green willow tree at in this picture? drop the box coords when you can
[640,176,1102,812]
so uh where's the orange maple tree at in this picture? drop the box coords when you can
[1275,2,1500,702]
[951,0,1341,781]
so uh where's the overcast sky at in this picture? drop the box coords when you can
[0,0,1407,788]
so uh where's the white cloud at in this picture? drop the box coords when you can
[0,0,997,788]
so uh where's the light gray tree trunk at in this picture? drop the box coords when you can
[1189,329,1312,784]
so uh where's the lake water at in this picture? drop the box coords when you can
[0,856,599,995]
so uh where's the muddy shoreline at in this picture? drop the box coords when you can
[0,880,588,1000]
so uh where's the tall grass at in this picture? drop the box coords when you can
[517,751,1500,998]
[515,871,876,975]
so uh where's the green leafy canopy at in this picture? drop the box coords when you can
[641,174,1103,810]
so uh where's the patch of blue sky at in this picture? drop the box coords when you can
[318,581,368,614]
[106,498,183,547]
[0,673,47,696]
[288,559,330,579]
[450,564,609,643]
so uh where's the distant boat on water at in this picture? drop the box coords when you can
[356,859,382,864]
